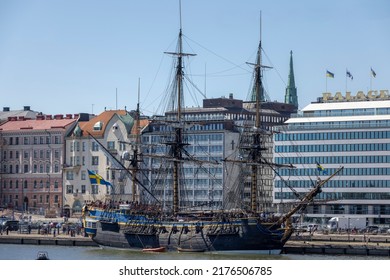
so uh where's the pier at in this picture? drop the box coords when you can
[0,231,98,247]
[1,230,390,256]
[283,233,390,257]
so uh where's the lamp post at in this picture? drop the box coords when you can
[46,173,51,211]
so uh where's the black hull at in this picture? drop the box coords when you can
[92,219,291,253]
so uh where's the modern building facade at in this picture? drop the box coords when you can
[140,93,295,212]
[274,90,390,226]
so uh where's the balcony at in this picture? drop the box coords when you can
[62,164,81,173]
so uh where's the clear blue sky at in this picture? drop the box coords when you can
[0,0,389,116]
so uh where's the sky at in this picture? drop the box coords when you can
[0,0,389,116]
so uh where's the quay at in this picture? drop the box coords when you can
[1,229,390,257]
[0,231,98,247]
[283,233,390,257]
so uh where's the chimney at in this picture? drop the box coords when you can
[65,114,72,119]
[23,106,31,111]
[3,107,10,112]
[46,115,52,120]
[229,93,233,99]
[54,114,63,120]
[37,115,45,120]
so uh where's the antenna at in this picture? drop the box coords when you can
[179,0,182,30]
[116,88,118,110]
[260,11,262,43]
[204,63,207,98]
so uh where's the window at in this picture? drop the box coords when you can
[91,185,99,194]
[107,141,115,150]
[93,121,103,131]
[66,171,74,180]
[92,142,99,151]
[92,156,99,165]
[66,185,74,194]
[81,171,86,180]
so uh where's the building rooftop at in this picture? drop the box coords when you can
[0,106,39,123]
[0,114,78,131]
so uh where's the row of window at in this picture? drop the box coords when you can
[2,149,61,161]
[311,107,390,117]
[275,191,390,200]
[275,143,390,153]
[144,133,224,145]
[69,141,101,152]
[275,130,390,141]
[275,155,390,165]
[5,135,61,145]
[275,179,390,188]
[288,120,390,130]
[2,194,59,204]
[278,167,390,177]
[2,163,61,174]
[65,184,100,195]
[1,179,59,189]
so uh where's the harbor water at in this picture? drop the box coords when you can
[0,243,388,260]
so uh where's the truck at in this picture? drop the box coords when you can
[327,217,366,232]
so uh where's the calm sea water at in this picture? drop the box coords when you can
[0,244,387,260]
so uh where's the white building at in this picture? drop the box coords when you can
[63,110,136,217]
[274,90,390,226]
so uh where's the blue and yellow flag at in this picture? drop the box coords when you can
[88,170,112,186]
[326,70,334,78]
[316,162,328,175]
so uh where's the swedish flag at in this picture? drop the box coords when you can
[316,162,328,175]
[88,170,112,186]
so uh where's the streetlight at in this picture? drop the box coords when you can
[46,173,51,211]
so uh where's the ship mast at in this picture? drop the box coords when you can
[164,1,196,215]
[246,12,272,213]
[131,78,141,202]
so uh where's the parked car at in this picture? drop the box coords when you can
[359,226,379,234]
[1,220,19,231]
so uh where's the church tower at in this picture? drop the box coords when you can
[285,51,298,110]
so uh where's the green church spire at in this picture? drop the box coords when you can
[285,50,298,109]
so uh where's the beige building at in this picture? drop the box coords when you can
[62,110,142,217]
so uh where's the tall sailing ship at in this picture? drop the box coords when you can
[81,11,343,253]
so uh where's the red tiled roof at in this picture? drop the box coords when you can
[78,110,127,137]
[0,117,77,131]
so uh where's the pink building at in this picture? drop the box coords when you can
[0,114,78,217]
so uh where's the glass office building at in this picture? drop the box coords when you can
[274,90,390,226]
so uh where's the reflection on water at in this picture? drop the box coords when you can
[0,244,387,260]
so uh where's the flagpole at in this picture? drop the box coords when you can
[370,74,372,91]
[326,75,328,93]
[345,68,348,93]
